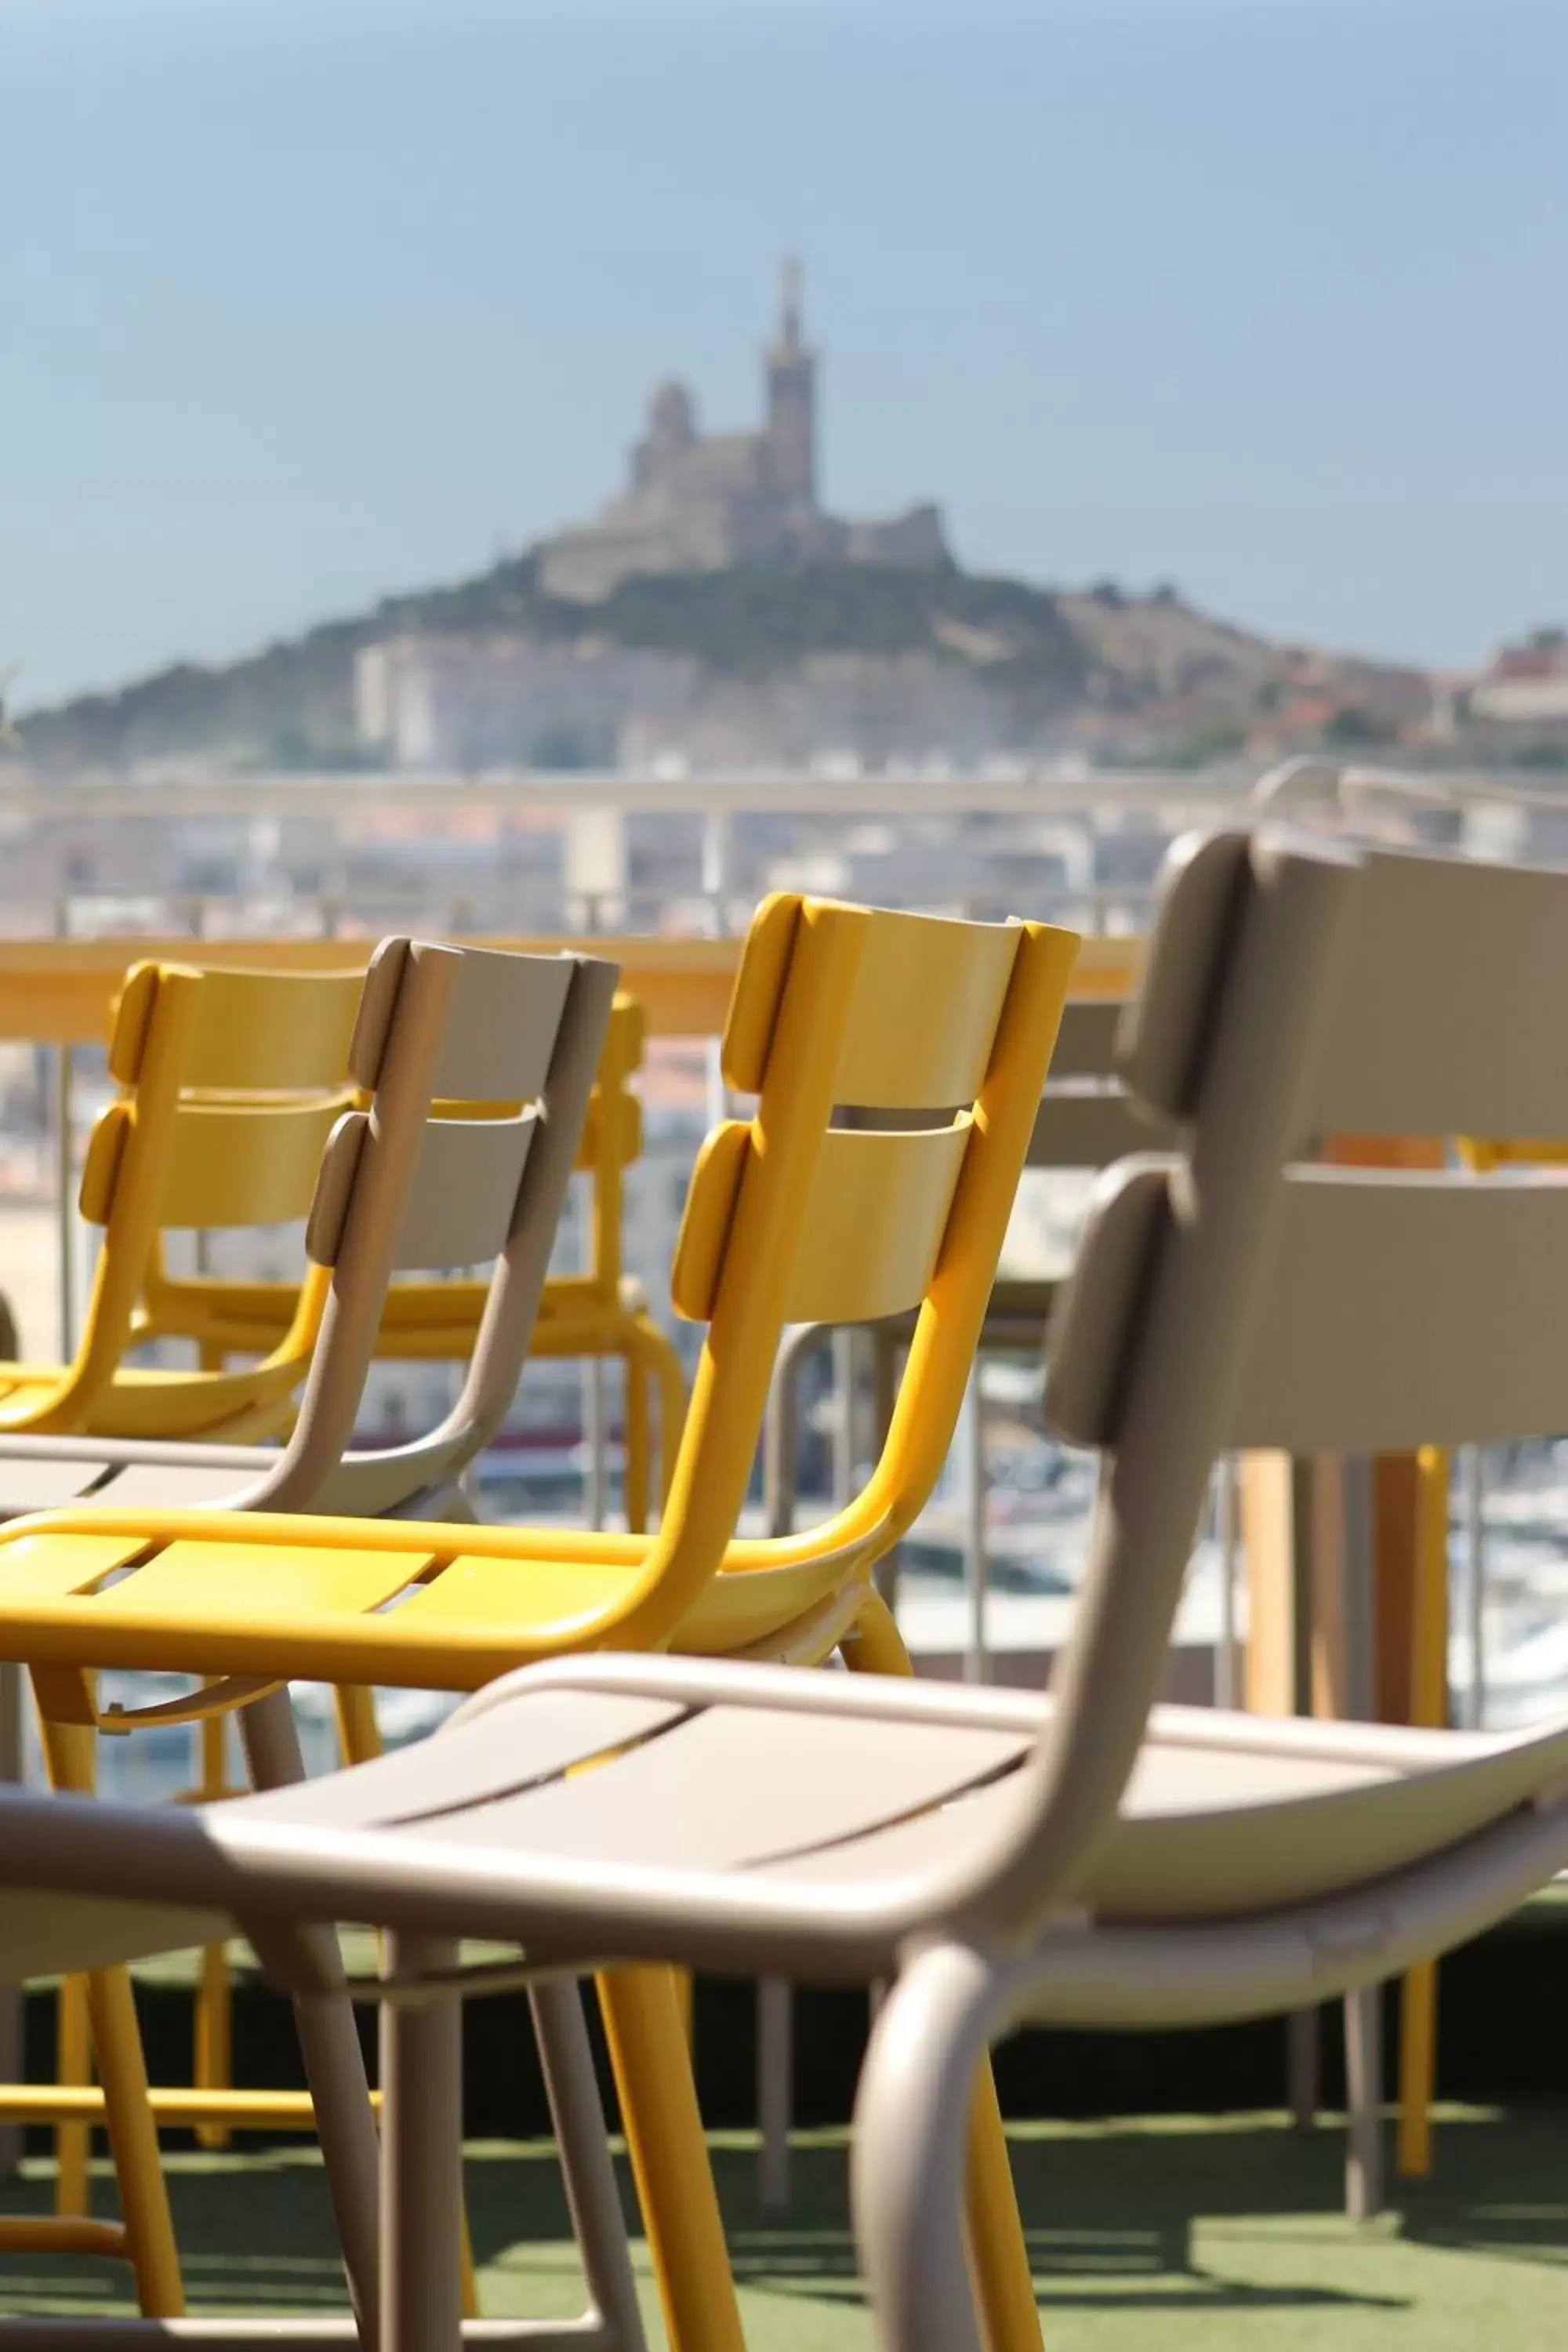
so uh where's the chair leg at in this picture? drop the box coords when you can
[240,1688,381,2339]
[381,1933,464,2352]
[55,1972,91,2219]
[85,1964,189,2318]
[843,1593,1041,2352]
[194,1711,233,2152]
[531,1980,648,2351]
[35,1705,185,2319]
[853,1941,1022,2352]
[595,1965,744,2352]
[1397,1960,1438,2177]
[194,1940,234,2152]
[756,1978,793,2216]
[335,1685,384,1766]
[753,1324,826,2220]
[331,1682,481,2319]
[840,1588,913,1680]
[967,2067,1041,2352]
[1344,1984,1385,2222]
[1288,2007,1320,2133]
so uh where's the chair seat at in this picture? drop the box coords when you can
[531,1275,655,1335]
[0,1370,72,1423]
[0,1362,299,1441]
[0,1526,866,1686]
[0,1450,274,1518]
[224,1659,1568,1953]
[309,1276,658,1364]
[0,1445,481,1522]
[5,1660,1568,2024]
[0,1456,120,1512]
[772,1705,1568,1924]
[89,1461,269,1509]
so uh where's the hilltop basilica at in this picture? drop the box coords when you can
[538,263,949,601]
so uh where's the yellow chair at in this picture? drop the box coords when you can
[132,992,686,1530]
[0,957,362,1441]
[0,955,357,2258]
[0,892,1077,2352]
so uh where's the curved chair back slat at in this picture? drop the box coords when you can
[724,894,1022,1112]
[156,1098,359,1232]
[108,962,365,1094]
[348,938,579,1104]
[312,1110,542,1277]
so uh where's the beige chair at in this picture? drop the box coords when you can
[10,829,1568,2350]
[0,941,615,1523]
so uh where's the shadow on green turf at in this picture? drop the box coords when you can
[1,2109,1563,2319]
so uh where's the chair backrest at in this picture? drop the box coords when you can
[66,963,368,1418]
[1025,996,1180,1172]
[944,826,1568,1938]
[602,893,1079,1648]
[264,938,617,1507]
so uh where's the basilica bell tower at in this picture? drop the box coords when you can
[764,256,817,510]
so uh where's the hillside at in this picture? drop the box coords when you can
[13,552,1414,775]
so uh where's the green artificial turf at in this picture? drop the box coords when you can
[2,2107,1565,2347]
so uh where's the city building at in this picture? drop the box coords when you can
[1470,629,1568,726]
[354,635,698,772]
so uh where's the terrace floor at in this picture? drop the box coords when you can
[4,2106,1566,2348]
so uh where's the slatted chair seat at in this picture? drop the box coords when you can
[0,1359,308,1439]
[145,1657,1559,1955]
[3,1652,1568,2052]
[760,1705,1568,1935]
[0,1521,882,1690]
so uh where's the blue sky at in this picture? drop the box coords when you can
[5,0,1565,706]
